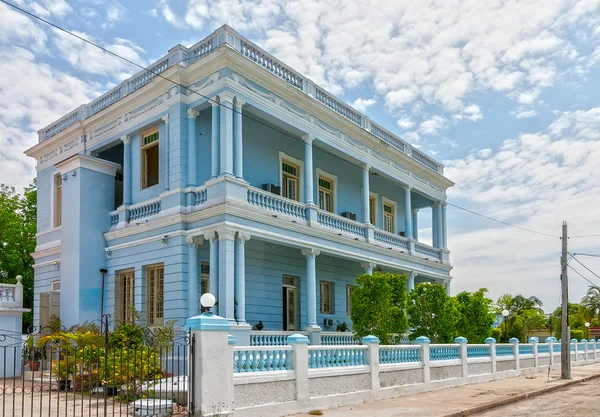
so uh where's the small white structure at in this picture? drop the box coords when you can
[130,399,175,417]
[0,276,30,377]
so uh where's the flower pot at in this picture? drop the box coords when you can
[28,361,41,371]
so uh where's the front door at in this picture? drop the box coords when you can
[282,276,298,331]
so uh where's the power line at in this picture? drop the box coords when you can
[0,0,581,242]
[568,265,599,287]
[569,254,600,282]
[445,202,559,238]
[573,253,600,258]
[570,234,600,239]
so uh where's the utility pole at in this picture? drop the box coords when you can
[561,221,571,379]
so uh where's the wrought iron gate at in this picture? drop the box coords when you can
[0,315,194,416]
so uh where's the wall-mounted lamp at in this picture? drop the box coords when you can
[105,248,112,259]
[71,170,77,177]
[161,235,168,247]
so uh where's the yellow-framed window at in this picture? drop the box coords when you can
[320,281,333,314]
[146,264,164,326]
[118,270,135,323]
[383,203,395,233]
[318,176,334,212]
[369,196,376,225]
[141,128,160,189]
[201,262,210,295]
[282,161,300,201]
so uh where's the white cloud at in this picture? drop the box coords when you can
[81,7,98,18]
[148,8,158,18]
[445,107,600,307]
[52,30,145,80]
[104,1,126,27]
[419,116,447,136]
[0,47,98,190]
[351,98,376,112]
[159,0,178,26]
[169,0,600,112]
[455,104,483,121]
[397,117,415,129]
[0,2,48,52]
[511,107,538,119]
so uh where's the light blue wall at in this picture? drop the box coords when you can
[33,258,61,328]
[36,166,58,233]
[60,166,115,327]
[194,108,212,185]
[130,121,167,204]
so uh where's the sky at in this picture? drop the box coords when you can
[1,0,600,312]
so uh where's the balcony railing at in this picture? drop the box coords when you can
[129,199,161,222]
[317,211,366,238]
[373,229,410,251]
[39,26,444,174]
[0,277,24,309]
[247,187,307,219]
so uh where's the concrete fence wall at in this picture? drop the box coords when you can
[186,312,600,417]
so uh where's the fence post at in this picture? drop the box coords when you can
[529,337,539,368]
[509,338,520,372]
[572,339,578,363]
[485,337,496,376]
[362,336,380,392]
[416,336,430,384]
[454,337,468,381]
[582,339,588,362]
[185,307,233,416]
[545,338,555,365]
[594,339,597,360]
[287,334,310,403]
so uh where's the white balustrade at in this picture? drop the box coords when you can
[0,277,24,309]
[317,211,366,238]
[247,187,307,219]
[373,229,410,250]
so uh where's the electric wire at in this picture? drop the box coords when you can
[568,265,599,287]
[1,0,595,242]
[569,254,600,282]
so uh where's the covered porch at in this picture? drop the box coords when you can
[185,222,451,345]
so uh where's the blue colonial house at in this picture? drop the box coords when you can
[26,25,453,345]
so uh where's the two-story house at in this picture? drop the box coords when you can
[26,25,453,345]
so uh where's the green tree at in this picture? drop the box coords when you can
[0,182,36,331]
[519,309,546,341]
[350,272,408,344]
[495,293,544,341]
[455,288,495,343]
[581,285,600,320]
[408,283,459,343]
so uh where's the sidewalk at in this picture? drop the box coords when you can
[294,363,600,417]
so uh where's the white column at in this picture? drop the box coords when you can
[436,201,443,249]
[121,135,132,206]
[233,98,245,179]
[162,114,170,191]
[288,334,309,402]
[363,336,380,392]
[219,93,235,176]
[361,262,376,275]
[187,237,201,318]
[416,336,431,384]
[302,249,320,328]
[432,204,438,248]
[442,202,448,249]
[412,208,419,241]
[208,232,219,311]
[404,186,412,238]
[303,135,314,204]
[187,108,199,187]
[234,232,250,324]
[407,271,416,293]
[210,101,220,178]
[362,164,370,223]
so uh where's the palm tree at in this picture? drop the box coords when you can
[581,285,600,319]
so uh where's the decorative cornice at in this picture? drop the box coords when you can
[302,134,314,144]
[186,235,204,246]
[121,135,131,144]
[187,108,199,119]
[360,262,377,270]
[56,154,121,176]
[236,232,251,243]
[162,114,170,123]
[301,248,320,258]
[234,97,246,108]
[218,91,236,103]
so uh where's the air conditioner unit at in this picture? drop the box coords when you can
[262,183,281,195]
[399,231,405,237]
[324,318,333,327]
[341,212,357,221]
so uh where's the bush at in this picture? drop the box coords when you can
[570,329,584,341]
[491,328,502,341]
[408,283,459,343]
[350,272,408,344]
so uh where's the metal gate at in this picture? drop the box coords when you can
[0,315,194,416]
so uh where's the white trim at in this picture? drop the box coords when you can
[369,191,379,227]
[33,259,61,269]
[51,280,61,292]
[382,196,398,234]
[56,154,121,177]
[36,226,61,238]
[278,151,304,202]
[50,172,59,229]
[316,168,338,214]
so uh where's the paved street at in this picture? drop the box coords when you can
[478,376,600,416]
[294,363,600,417]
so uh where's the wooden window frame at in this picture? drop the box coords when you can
[201,262,210,295]
[278,152,304,202]
[316,169,337,214]
[320,281,334,314]
[346,285,355,316]
[51,280,61,292]
[53,174,62,228]
[368,192,378,226]
[118,269,135,323]
[281,160,300,201]
[382,197,397,234]
[146,264,164,326]
[141,127,160,190]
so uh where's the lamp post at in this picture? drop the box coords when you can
[585,322,590,340]
[502,310,510,342]
[201,292,216,314]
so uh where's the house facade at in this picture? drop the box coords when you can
[26,25,453,344]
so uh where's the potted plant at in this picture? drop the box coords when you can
[53,356,76,391]
[23,336,43,371]
[255,321,264,331]
[336,321,349,332]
